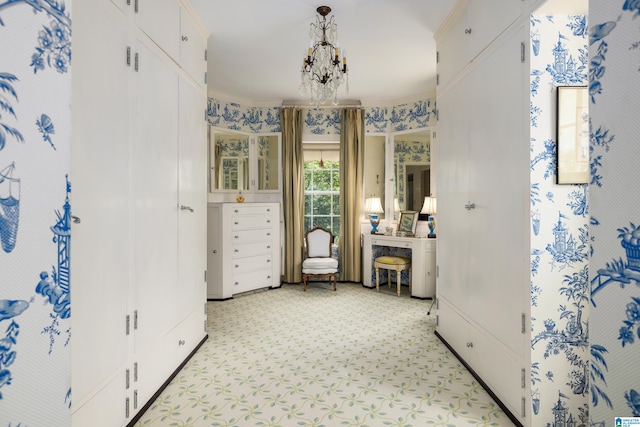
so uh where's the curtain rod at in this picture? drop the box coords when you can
[280,103,363,109]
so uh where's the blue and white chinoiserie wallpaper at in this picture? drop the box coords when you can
[206,97,437,136]
[0,0,72,426]
[588,1,640,424]
[529,14,590,426]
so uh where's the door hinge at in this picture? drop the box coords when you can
[204,49,208,61]
[134,52,139,72]
[204,319,207,332]
[521,42,525,62]
[521,313,526,333]
[134,310,138,330]
[126,368,130,389]
[436,73,439,86]
[521,397,526,417]
[204,270,207,283]
[436,265,439,278]
[436,315,439,327]
[204,72,207,85]
[436,51,439,63]
[134,362,138,382]
[134,0,138,13]
[521,368,526,388]
[126,314,130,335]
[125,397,130,418]
[126,47,131,66]
[134,390,138,409]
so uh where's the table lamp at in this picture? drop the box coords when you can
[364,196,384,234]
[420,196,437,238]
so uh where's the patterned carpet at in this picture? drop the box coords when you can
[134,283,515,426]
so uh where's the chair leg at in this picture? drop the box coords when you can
[303,275,307,291]
[409,267,412,295]
[375,266,380,292]
[396,267,401,296]
[333,273,337,291]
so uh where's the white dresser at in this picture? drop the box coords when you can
[362,234,436,299]
[207,202,281,299]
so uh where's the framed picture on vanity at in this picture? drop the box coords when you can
[397,211,419,236]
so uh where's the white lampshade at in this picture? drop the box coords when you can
[420,196,437,216]
[394,198,400,212]
[364,197,384,214]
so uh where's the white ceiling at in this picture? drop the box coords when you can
[188,0,458,106]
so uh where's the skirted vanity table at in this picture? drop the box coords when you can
[362,233,436,299]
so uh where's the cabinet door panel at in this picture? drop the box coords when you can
[71,0,130,406]
[135,0,181,62]
[467,0,525,60]
[132,37,179,353]
[180,7,207,88]
[434,80,470,310]
[436,6,469,89]
[466,29,528,354]
[178,76,207,317]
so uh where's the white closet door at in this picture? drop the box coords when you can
[466,28,529,354]
[131,35,180,404]
[177,75,207,320]
[434,78,470,309]
[71,0,130,418]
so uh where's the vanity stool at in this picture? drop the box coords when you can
[374,256,411,296]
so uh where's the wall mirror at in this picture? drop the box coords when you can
[363,134,386,219]
[210,129,250,191]
[256,134,280,190]
[392,128,431,218]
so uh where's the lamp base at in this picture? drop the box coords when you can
[427,233,436,238]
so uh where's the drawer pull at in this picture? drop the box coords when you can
[267,275,271,279]
[267,245,271,249]
[234,249,239,253]
[235,265,239,268]
[266,259,271,263]
[267,233,271,236]
[267,208,270,212]
[234,282,239,286]
[180,205,194,212]
[178,339,185,346]
[234,235,239,239]
[234,221,239,225]
[234,209,239,213]
[266,219,271,223]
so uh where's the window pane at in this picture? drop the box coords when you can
[312,170,331,191]
[304,216,311,232]
[333,216,341,239]
[331,194,340,215]
[315,216,331,231]
[312,195,331,215]
[305,194,312,214]
[331,169,340,190]
[304,169,312,191]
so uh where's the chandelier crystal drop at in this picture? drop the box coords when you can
[299,6,348,106]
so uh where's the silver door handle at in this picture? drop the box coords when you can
[464,202,475,210]
[72,215,81,224]
[180,205,194,212]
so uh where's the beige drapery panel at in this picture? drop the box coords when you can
[281,107,305,283]
[338,108,364,282]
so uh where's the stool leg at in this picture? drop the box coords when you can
[375,266,380,292]
[396,267,401,296]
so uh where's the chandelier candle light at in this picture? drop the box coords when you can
[300,6,348,106]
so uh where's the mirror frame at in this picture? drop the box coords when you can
[389,127,433,221]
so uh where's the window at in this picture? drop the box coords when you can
[304,159,340,239]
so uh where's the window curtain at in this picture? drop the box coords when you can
[280,107,304,283]
[339,108,364,282]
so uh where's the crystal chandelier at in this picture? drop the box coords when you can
[299,6,348,106]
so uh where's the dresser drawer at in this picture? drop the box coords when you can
[232,228,275,244]
[231,215,276,230]
[231,254,273,274]
[232,241,273,259]
[232,269,274,293]
[229,205,276,216]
